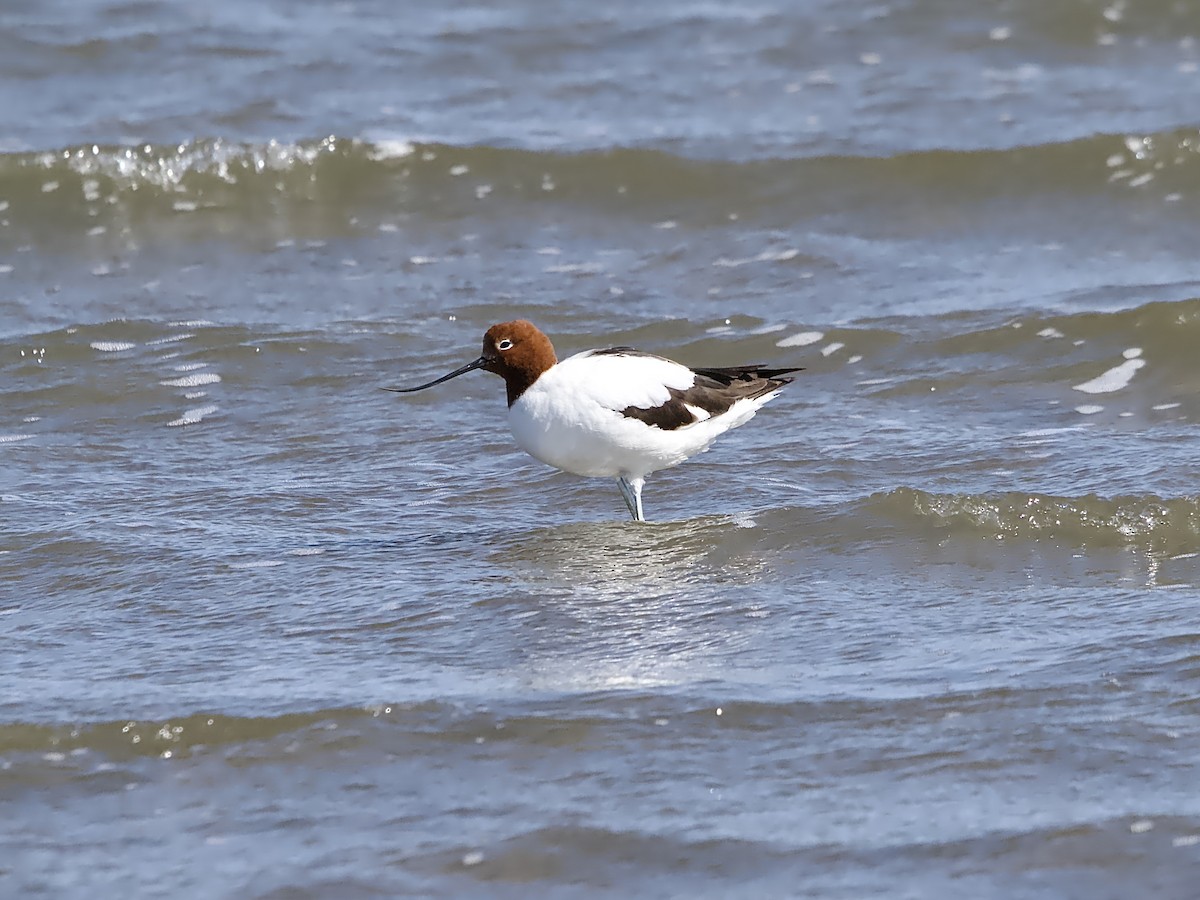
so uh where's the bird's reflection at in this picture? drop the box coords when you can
[483,514,774,693]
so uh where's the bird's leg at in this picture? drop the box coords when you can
[616,477,637,519]
[617,476,646,523]
[629,477,645,522]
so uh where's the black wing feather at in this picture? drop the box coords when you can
[619,364,803,431]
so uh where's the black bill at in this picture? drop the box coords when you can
[383,356,488,393]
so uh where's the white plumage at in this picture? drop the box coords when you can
[509,349,782,480]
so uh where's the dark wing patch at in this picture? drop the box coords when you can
[588,347,653,357]
[690,364,804,385]
[619,365,804,431]
[619,389,698,430]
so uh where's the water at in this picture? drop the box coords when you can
[4,1,1200,897]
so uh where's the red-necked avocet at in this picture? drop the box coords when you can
[389,320,801,522]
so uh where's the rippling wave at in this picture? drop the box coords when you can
[876,488,1200,551]
[0,680,1158,759]
[2,127,1197,244]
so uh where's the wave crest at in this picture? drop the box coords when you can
[879,488,1200,550]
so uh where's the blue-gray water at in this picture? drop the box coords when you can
[3,1,1200,897]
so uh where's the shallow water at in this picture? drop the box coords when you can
[4,1,1200,897]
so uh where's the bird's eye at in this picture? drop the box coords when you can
[497,339,514,351]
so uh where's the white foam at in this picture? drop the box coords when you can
[1125,135,1147,155]
[1122,347,1142,359]
[821,342,845,357]
[167,404,218,427]
[172,362,208,371]
[1153,403,1180,411]
[1075,405,1105,415]
[1073,358,1145,394]
[146,333,195,346]
[368,140,415,160]
[777,330,824,348]
[544,262,603,275]
[713,248,801,268]
[1019,427,1082,438]
[0,434,34,443]
[91,341,136,352]
[160,373,221,388]
[1037,327,1064,339]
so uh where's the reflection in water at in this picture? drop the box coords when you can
[485,516,774,693]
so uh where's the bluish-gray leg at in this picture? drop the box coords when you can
[617,476,646,522]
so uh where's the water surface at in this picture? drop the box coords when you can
[4,1,1200,897]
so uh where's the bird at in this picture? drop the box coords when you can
[387,320,801,522]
